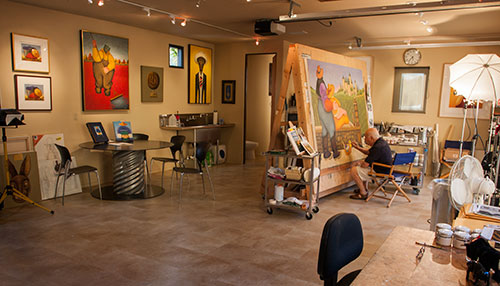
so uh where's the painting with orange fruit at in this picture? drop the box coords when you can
[439,63,491,119]
[306,59,368,169]
[14,75,52,111]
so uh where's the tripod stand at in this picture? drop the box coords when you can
[0,126,54,214]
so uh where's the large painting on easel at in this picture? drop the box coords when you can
[304,58,368,193]
[266,44,369,198]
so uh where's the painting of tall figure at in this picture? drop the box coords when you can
[188,44,212,104]
[81,31,129,111]
[306,58,368,169]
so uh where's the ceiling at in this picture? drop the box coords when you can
[10,0,500,50]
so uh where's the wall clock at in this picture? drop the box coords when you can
[403,48,421,65]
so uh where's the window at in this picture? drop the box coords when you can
[392,67,430,113]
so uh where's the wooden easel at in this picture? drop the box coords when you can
[262,44,369,199]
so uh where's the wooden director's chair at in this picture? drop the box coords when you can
[439,140,473,179]
[366,152,417,208]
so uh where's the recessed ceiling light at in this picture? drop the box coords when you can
[181,19,187,27]
[88,0,93,4]
[426,26,434,33]
[98,0,104,6]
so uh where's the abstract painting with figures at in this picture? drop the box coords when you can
[81,30,129,111]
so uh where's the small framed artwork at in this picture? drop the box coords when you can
[85,122,109,144]
[439,63,490,119]
[169,44,184,68]
[14,75,52,111]
[11,33,50,73]
[222,80,236,104]
[141,66,163,102]
[188,44,212,104]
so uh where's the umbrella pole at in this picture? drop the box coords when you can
[487,101,495,153]
[472,100,480,157]
[459,103,468,157]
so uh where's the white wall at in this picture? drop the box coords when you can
[245,54,274,159]
[0,0,216,186]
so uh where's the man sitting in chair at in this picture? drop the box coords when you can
[349,128,392,200]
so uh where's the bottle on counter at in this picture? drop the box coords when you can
[213,110,218,125]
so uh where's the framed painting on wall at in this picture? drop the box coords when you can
[169,44,184,68]
[141,66,163,102]
[222,80,235,104]
[439,63,490,119]
[188,44,212,104]
[14,75,52,111]
[11,33,50,73]
[80,30,129,111]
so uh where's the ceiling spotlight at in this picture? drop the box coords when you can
[419,19,428,25]
[181,19,187,27]
[247,0,252,2]
[348,44,353,50]
[98,0,104,6]
[143,7,151,17]
[196,0,200,8]
[355,36,362,48]
[255,39,260,46]
[426,26,434,33]
[170,16,176,24]
[88,0,93,4]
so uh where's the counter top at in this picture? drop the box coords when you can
[160,123,235,131]
[352,226,468,286]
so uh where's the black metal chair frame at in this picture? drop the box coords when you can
[170,141,214,200]
[54,144,102,205]
[150,135,185,191]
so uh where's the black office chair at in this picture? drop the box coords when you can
[318,213,363,286]
[171,141,214,200]
[151,135,185,190]
[132,133,149,141]
[54,144,102,205]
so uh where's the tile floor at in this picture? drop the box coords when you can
[0,159,433,285]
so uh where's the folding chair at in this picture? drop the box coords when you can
[439,140,473,179]
[366,152,416,208]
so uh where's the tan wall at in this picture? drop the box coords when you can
[214,41,284,164]
[0,1,215,186]
[246,54,274,158]
[333,46,500,172]
[338,46,500,145]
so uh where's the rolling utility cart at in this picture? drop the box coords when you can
[264,151,321,220]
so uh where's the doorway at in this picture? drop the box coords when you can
[244,53,276,164]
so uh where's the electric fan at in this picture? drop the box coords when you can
[449,155,495,210]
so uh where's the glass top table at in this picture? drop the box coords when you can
[80,140,172,200]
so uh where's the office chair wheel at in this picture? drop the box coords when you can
[412,188,420,195]
[305,212,313,220]
[266,207,273,215]
[313,206,319,213]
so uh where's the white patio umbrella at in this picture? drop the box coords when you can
[449,54,500,156]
